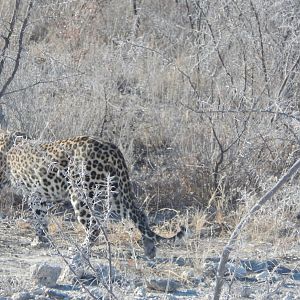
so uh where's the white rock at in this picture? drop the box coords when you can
[31,262,62,287]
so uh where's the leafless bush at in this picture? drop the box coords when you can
[0,2,300,297]
[0,0,299,214]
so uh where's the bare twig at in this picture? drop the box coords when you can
[0,0,34,100]
[0,0,34,129]
[117,39,201,99]
[193,1,234,85]
[74,171,116,299]
[1,73,84,97]
[277,54,300,98]
[0,0,20,76]
[50,215,118,300]
[178,103,300,122]
[132,0,140,37]
[250,0,269,96]
[210,121,224,191]
[99,91,109,138]
[213,158,300,300]
[185,0,194,30]
[210,114,249,192]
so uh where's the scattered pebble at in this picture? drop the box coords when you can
[226,262,247,279]
[275,266,292,275]
[45,288,70,299]
[31,262,62,288]
[147,278,181,292]
[240,259,279,273]
[290,272,300,281]
[172,257,193,267]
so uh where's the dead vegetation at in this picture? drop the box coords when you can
[0,0,300,299]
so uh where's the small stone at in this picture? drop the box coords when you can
[226,263,247,279]
[11,291,32,300]
[275,266,291,275]
[266,260,280,271]
[134,286,146,297]
[256,270,270,282]
[240,286,253,298]
[31,262,62,287]
[133,279,144,287]
[290,272,300,281]
[172,257,193,267]
[240,259,279,273]
[147,278,181,292]
[45,289,70,299]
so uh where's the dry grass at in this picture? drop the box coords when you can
[0,0,298,212]
[0,1,299,297]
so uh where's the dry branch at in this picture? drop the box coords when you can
[0,0,34,100]
[213,158,300,300]
[250,0,269,96]
[0,0,20,76]
[0,0,34,129]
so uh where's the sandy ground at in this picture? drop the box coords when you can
[0,216,299,299]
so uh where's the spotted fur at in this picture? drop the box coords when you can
[0,131,185,258]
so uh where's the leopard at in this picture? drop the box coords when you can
[0,130,185,259]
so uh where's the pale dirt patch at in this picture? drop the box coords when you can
[0,217,299,299]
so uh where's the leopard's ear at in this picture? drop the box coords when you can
[11,131,30,140]
[10,131,30,146]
